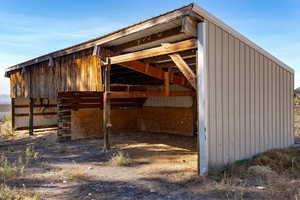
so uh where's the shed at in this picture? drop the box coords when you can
[4,3,294,175]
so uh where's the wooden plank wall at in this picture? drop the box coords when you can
[56,92,146,142]
[206,21,294,167]
[14,98,57,130]
[10,72,29,98]
[10,49,102,99]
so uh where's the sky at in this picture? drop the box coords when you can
[0,0,299,95]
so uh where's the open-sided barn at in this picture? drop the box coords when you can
[4,3,294,175]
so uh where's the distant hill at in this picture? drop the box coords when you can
[0,95,10,104]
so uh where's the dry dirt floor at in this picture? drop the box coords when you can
[1,129,300,199]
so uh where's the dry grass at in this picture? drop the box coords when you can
[248,165,277,181]
[209,147,300,199]
[0,156,21,183]
[0,185,42,200]
[0,120,13,138]
[221,148,300,178]
[0,146,38,183]
[109,151,131,167]
[65,168,89,181]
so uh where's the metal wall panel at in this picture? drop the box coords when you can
[206,21,294,167]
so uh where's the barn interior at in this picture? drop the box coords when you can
[7,4,202,173]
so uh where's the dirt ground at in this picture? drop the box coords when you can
[1,129,300,200]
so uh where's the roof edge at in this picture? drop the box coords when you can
[192,3,294,74]
[4,3,194,75]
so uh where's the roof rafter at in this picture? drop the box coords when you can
[101,48,191,88]
[110,39,197,64]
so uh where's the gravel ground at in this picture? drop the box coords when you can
[0,129,282,199]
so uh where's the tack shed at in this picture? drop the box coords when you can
[4,3,294,175]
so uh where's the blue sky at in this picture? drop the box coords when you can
[0,0,299,94]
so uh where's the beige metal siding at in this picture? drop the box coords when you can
[206,21,294,167]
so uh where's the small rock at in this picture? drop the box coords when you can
[88,193,92,196]
[88,167,93,170]
[63,180,67,183]
[150,189,155,193]
[256,186,265,190]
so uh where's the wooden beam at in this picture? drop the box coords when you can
[142,49,196,63]
[164,72,170,96]
[197,21,208,176]
[181,16,197,36]
[15,112,57,117]
[166,51,196,89]
[108,91,195,99]
[119,61,190,88]
[29,98,34,136]
[101,48,190,88]
[11,98,15,132]
[103,58,111,150]
[154,57,196,68]
[110,39,197,64]
[14,104,57,108]
[111,26,183,52]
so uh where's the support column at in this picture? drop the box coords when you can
[197,21,208,175]
[103,57,111,150]
[29,98,34,135]
[192,96,197,136]
[11,98,15,132]
[164,71,170,96]
[28,67,34,136]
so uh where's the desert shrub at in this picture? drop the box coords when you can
[0,185,19,200]
[22,146,39,165]
[65,168,88,181]
[218,147,300,183]
[0,156,18,183]
[109,152,131,166]
[0,146,38,183]
[252,148,300,175]
[248,165,277,180]
[0,185,41,200]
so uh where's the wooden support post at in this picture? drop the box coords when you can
[29,98,34,136]
[11,98,15,133]
[192,96,198,136]
[29,68,34,136]
[164,50,196,89]
[103,57,111,150]
[197,21,208,176]
[164,71,170,96]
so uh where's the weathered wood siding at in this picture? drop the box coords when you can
[10,51,102,99]
[206,21,294,167]
[13,98,57,130]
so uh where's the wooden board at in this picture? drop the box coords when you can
[138,107,193,136]
[71,109,139,139]
[9,54,102,99]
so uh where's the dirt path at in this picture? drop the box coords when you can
[1,130,206,199]
[1,130,298,199]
